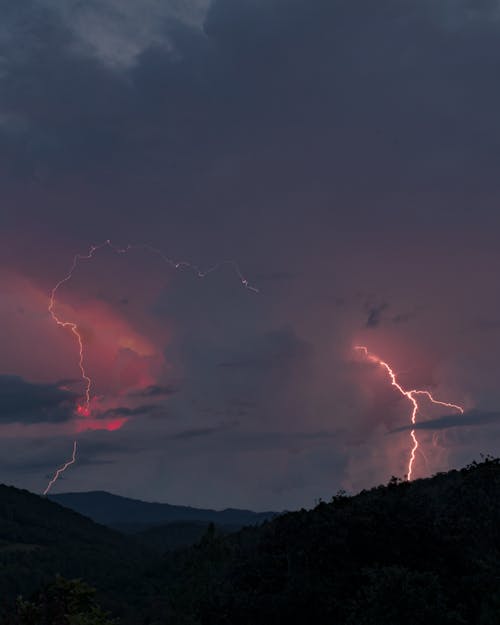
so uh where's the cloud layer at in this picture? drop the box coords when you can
[0,375,77,423]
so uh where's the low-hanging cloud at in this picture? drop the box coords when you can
[97,404,165,419]
[391,411,500,432]
[0,375,77,423]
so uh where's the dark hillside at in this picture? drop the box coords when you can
[154,459,500,625]
[134,520,241,552]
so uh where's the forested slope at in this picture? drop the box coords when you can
[0,485,144,611]
[154,458,500,625]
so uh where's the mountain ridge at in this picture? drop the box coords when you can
[49,490,276,529]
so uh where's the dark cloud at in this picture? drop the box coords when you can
[365,302,389,328]
[391,411,500,432]
[71,456,116,467]
[176,428,340,452]
[97,404,164,419]
[217,358,281,369]
[53,378,81,388]
[217,328,310,369]
[0,2,130,178]
[254,271,296,283]
[0,375,77,423]
[391,310,418,325]
[2,0,500,211]
[129,385,180,398]
[74,434,146,456]
[170,421,237,440]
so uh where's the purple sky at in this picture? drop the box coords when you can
[2,0,500,510]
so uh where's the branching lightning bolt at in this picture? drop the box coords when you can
[49,240,258,415]
[354,345,464,480]
[43,441,77,495]
[46,240,257,492]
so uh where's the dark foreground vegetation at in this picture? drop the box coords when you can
[2,458,500,624]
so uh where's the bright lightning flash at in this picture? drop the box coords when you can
[354,345,464,480]
[43,441,78,496]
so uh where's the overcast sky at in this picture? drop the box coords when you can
[2,0,500,510]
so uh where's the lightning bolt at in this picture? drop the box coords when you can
[49,239,258,415]
[46,241,257,492]
[354,345,464,480]
[43,440,77,495]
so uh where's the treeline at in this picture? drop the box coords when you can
[148,457,500,624]
[5,577,117,625]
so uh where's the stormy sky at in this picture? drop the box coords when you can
[2,0,500,510]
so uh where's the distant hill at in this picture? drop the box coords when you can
[49,490,276,530]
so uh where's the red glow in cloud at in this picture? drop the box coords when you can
[76,398,128,434]
[76,404,91,417]
[67,299,162,395]
[49,297,162,431]
[355,345,464,480]
[75,416,127,433]
[106,418,126,431]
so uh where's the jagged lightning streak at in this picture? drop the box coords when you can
[43,441,78,495]
[46,240,257,492]
[354,345,463,480]
[49,239,258,415]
